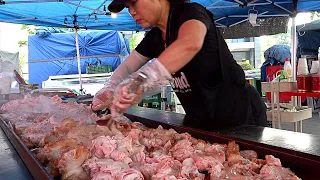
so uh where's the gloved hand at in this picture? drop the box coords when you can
[110,77,144,117]
[111,58,172,116]
[91,83,116,111]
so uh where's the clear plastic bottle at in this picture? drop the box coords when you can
[284,58,293,81]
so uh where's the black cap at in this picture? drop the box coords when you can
[108,0,128,13]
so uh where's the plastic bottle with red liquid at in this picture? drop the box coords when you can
[311,60,320,92]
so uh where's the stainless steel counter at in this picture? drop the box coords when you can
[0,128,33,180]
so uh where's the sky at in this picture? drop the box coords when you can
[0,23,29,53]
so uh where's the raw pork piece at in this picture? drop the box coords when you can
[130,145,146,163]
[83,158,143,180]
[211,162,258,180]
[129,162,157,179]
[152,158,183,179]
[91,135,142,164]
[191,153,224,172]
[259,165,301,180]
[21,115,60,147]
[91,172,113,180]
[140,126,177,150]
[67,125,112,147]
[43,117,79,144]
[193,139,207,152]
[240,150,258,161]
[116,168,145,180]
[45,162,60,178]
[227,141,240,157]
[191,151,225,172]
[265,155,282,167]
[91,136,117,158]
[31,148,48,164]
[170,139,195,162]
[180,158,205,179]
[57,146,90,180]
[146,154,175,164]
[124,128,143,143]
[44,138,79,165]
[204,143,227,154]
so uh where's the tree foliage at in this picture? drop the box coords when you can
[311,12,320,20]
[21,24,35,34]
[18,40,27,47]
[129,33,139,52]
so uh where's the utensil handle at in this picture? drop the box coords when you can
[127,72,148,93]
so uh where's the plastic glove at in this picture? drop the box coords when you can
[110,78,144,117]
[91,83,116,111]
[111,58,172,116]
[92,50,149,111]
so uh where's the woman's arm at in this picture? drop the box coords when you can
[92,50,150,110]
[109,50,150,85]
[158,20,207,74]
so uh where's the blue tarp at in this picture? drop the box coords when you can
[28,30,130,87]
[264,44,291,63]
[261,44,291,82]
[0,1,320,31]
[35,27,67,38]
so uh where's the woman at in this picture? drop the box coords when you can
[92,0,267,131]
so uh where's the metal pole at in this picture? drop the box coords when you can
[291,16,297,106]
[75,28,83,95]
[161,86,167,111]
[291,16,297,81]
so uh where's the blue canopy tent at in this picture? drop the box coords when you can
[0,0,319,31]
[297,20,320,56]
[1,0,320,91]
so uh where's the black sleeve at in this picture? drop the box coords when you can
[135,27,163,59]
[178,3,213,30]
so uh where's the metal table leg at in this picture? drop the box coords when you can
[297,96,302,133]
[276,92,281,129]
[294,122,298,132]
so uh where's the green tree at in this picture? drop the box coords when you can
[129,33,139,52]
[18,25,35,48]
[271,28,291,45]
[311,12,320,20]
[21,24,35,34]
[18,40,27,47]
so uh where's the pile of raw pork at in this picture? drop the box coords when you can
[1,96,301,180]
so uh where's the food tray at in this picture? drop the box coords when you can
[1,110,320,179]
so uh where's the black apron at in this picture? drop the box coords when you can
[181,10,267,131]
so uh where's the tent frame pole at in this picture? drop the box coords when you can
[75,28,83,95]
[291,16,297,81]
[291,0,298,106]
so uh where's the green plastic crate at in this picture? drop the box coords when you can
[142,93,161,103]
[138,93,161,110]
[86,65,113,74]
